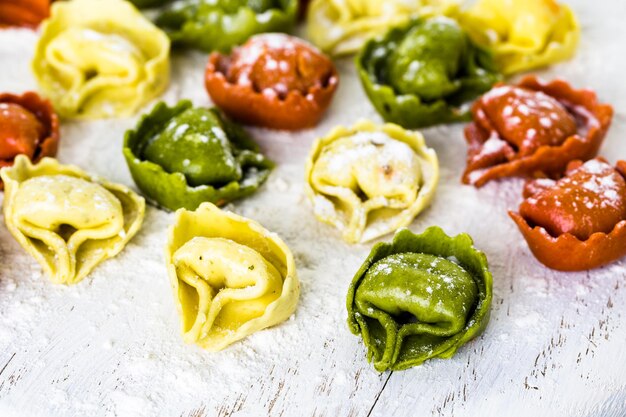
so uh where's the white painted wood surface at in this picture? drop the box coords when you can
[1,1,626,416]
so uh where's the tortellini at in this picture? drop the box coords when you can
[0,91,59,189]
[1,156,145,284]
[0,0,50,28]
[347,227,493,371]
[357,17,501,129]
[166,202,300,351]
[307,0,459,56]
[205,34,339,130]
[155,0,298,52]
[462,76,613,187]
[460,0,580,75]
[123,100,274,211]
[510,159,626,271]
[32,0,170,119]
[305,120,439,243]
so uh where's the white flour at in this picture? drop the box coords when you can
[1,2,626,416]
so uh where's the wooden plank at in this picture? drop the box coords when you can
[1,0,626,415]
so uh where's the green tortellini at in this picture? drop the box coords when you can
[357,17,501,129]
[123,100,274,211]
[1,155,145,285]
[155,0,298,52]
[347,227,493,371]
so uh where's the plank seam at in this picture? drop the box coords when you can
[366,372,393,417]
[0,353,16,378]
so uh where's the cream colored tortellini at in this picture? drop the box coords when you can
[305,120,439,243]
[307,0,459,56]
[32,0,170,119]
[460,0,580,74]
[166,203,299,351]
[1,155,145,284]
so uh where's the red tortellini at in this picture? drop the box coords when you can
[462,76,613,187]
[205,34,339,130]
[0,92,59,189]
[510,158,626,271]
[0,0,50,28]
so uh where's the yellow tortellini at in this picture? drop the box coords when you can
[166,203,299,351]
[305,120,439,243]
[1,155,145,285]
[32,0,170,119]
[460,0,580,74]
[307,0,459,56]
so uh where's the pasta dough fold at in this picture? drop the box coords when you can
[1,156,145,284]
[305,120,439,243]
[166,203,299,351]
[347,227,493,371]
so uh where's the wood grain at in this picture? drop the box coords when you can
[1,1,626,416]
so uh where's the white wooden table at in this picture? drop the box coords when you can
[1,1,626,416]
